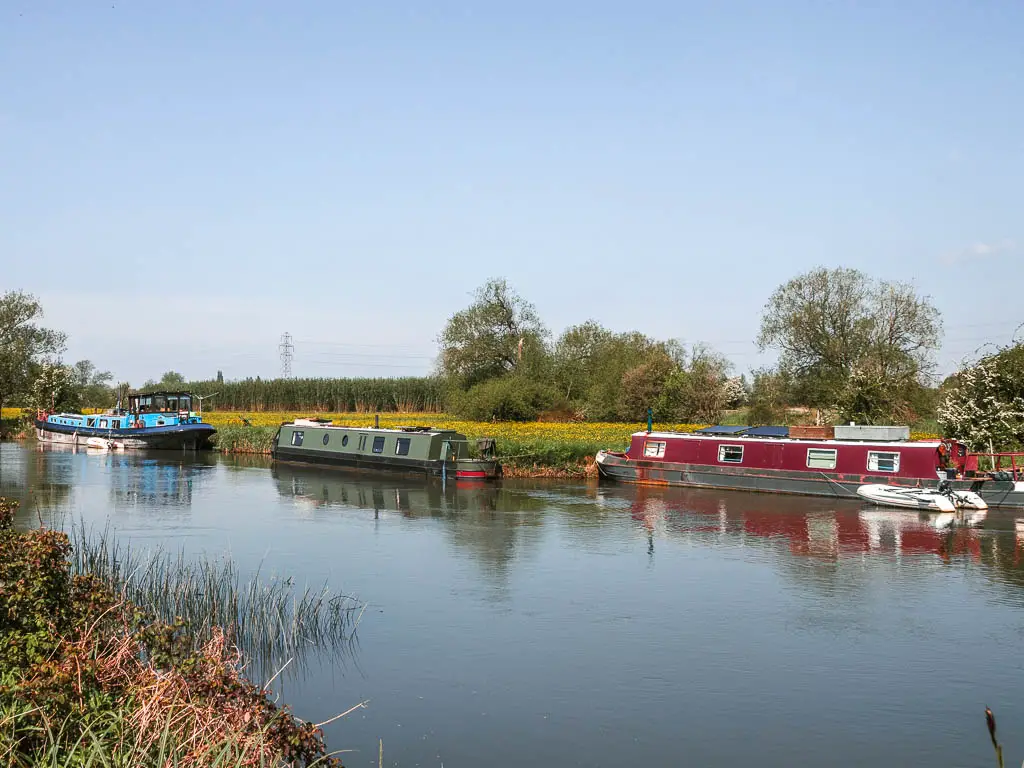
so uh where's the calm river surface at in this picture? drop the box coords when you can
[3,441,1024,766]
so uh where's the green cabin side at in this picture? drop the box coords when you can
[277,425,472,461]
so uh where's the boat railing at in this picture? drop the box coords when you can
[964,452,1024,480]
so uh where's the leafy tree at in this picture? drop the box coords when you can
[747,367,793,425]
[617,351,678,422]
[757,267,941,420]
[938,342,1024,451]
[31,362,78,412]
[553,327,681,421]
[552,321,614,401]
[0,291,66,412]
[437,279,550,388]
[656,344,732,423]
[71,359,115,407]
[142,371,187,390]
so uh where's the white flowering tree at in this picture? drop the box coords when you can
[31,362,78,413]
[938,343,1024,451]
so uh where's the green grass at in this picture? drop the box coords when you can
[70,523,363,683]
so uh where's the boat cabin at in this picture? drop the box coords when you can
[278,421,473,462]
[624,425,968,482]
[129,392,194,415]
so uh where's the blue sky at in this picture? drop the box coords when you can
[2,1,1021,384]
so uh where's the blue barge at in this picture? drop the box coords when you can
[35,391,216,450]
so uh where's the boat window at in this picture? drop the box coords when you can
[342,434,349,447]
[100,419,108,428]
[806,448,837,470]
[643,440,667,458]
[358,434,367,451]
[395,437,411,456]
[153,395,167,412]
[87,418,96,427]
[372,436,386,454]
[868,451,900,473]
[323,433,330,446]
[291,430,304,446]
[718,445,743,463]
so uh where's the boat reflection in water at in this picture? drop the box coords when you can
[593,484,991,564]
[35,441,217,512]
[273,464,503,519]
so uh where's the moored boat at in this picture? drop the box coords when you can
[35,391,216,450]
[855,483,987,512]
[595,424,1024,509]
[271,419,501,481]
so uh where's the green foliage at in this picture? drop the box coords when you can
[618,352,677,422]
[143,370,187,390]
[186,376,444,413]
[655,345,732,423]
[553,325,688,422]
[757,267,942,417]
[747,367,793,425]
[437,278,550,388]
[211,425,278,453]
[449,375,558,421]
[71,359,115,407]
[939,341,1024,450]
[30,362,80,413]
[0,291,66,411]
[0,498,345,767]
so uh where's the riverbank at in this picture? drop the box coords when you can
[204,413,705,477]
[0,496,350,766]
[4,408,942,477]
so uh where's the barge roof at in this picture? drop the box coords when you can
[635,431,942,448]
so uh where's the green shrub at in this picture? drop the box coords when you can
[449,376,558,422]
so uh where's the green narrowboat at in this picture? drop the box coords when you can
[270,419,502,481]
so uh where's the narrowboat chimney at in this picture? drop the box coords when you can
[647,407,653,434]
[375,413,379,429]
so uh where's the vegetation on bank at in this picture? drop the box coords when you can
[0,498,355,766]
[184,376,444,414]
[201,411,941,475]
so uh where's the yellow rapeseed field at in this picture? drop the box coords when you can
[201,411,701,448]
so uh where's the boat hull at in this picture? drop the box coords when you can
[35,420,216,450]
[272,445,501,481]
[595,451,1024,509]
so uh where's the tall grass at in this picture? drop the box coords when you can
[0,708,347,768]
[69,524,363,683]
[187,376,444,413]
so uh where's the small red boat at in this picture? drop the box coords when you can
[595,424,1024,509]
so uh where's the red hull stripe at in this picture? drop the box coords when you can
[456,470,490,478]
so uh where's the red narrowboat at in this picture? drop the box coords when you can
[595,425,1024,509]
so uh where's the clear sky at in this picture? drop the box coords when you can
[2,1,1021,384]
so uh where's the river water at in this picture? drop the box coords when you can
[2,441,1024,767]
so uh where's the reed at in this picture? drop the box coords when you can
[69,523,362,683]
[187,376,445,413]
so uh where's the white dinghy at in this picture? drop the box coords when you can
[85,436,124,451]
[856,482,987,512]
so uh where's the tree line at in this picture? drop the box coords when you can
[3,274,1022,450]
[435,269,945,426]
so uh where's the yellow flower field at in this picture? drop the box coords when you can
[2,406,940,443]
[201,410,700,444]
